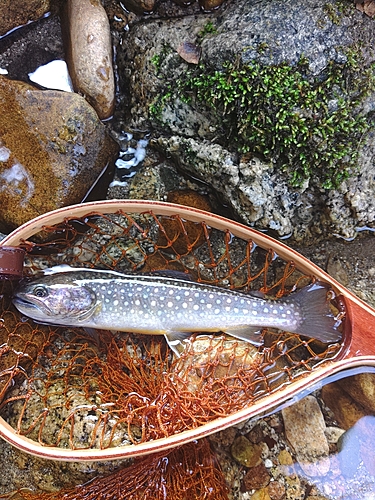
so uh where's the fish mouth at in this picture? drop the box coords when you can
[13,296,50,316]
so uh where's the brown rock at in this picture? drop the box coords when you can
[282,396,330,477]
[120,0,155,14]
[0,75,118,232]
[267,481,286,500]
[321,382,369,430]
[62,0,115,119]
[231,435,263,468]
[337,373,375,413]
[0,0,50,37]
[198,0,225,11]
[242,463,271,491]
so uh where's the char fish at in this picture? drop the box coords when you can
[12,266,341,350]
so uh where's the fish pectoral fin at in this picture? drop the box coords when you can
[223,326,264,346]
[164,331,193,357]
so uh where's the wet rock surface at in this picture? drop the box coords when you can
[0,75,118,232]
[0,0,50,37]
[118,0,375,240]
[62,0,115,119]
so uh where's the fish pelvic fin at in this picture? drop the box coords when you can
[286,281,341,343]
[222,327,264,346]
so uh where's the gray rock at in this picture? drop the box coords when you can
[118,0,375,239]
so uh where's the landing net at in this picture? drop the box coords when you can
[0,210,343,450]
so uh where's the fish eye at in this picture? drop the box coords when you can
[33,285,49,298]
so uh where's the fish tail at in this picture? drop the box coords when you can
[289,281,341,343]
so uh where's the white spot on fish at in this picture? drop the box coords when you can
[135,299,140,306]
[182,303,188,309]
[264,308,269,313]
[252,310,257,315]
[214,308,220,314]
[167,301,173,307]
[151,300,156,307]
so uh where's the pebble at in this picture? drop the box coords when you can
[242,463,271,491]
[267,480,286,500]
[62,0,115,119]
[282,396,330,477]
[122,0,155,14]
[198,0,226,10]
[231,436,263,468]
[0,0,50,36]
[0,75,118,232]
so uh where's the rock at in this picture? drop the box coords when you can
[231,435,263,468]
[282,396,330,477]
[174,336,261,392]
[199,0,225,11]
[337,372,375,413]
[0,14,65,83]
[121,0,155,14]
[249,488,271,500]
[321,382,369,430]
[242,463,271,491]
[0,0,50,37]
[0,75,118,232]
[267,481,286,500]
[62,0,115,119]
[118,0,375,240]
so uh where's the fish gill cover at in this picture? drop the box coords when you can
[0,210,343,454]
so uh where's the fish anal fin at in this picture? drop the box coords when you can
[164,331,193,357]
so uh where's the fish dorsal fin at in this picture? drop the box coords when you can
[43,264,75,275]
[141,269,195,281]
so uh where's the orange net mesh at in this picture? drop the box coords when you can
[0,439,229,500]
[0,210,344,450]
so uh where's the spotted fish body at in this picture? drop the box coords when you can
[13,267,340,349]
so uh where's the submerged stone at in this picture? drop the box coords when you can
[0,75,118,232]
[62,0,115,119]
[282,395,330,477]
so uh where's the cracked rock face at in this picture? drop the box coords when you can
[119,0,375,240]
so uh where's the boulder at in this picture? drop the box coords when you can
[0,0,50,37]
[118,0,375,240]
[0,76,118,232]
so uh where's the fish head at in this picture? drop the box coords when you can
[13,274,98,325]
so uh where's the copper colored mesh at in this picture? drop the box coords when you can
[0,210,343,450]
[0,439,229,500]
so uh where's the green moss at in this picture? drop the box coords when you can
[198,21,218,41]
[160,52,374,189]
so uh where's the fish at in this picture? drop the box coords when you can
[12,266,341,352]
